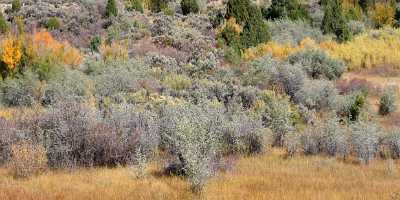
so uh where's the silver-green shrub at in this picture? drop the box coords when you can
[287,49,346,80]
[387,128,400,159]
[379,86,398,116]
[160,102,224,192]
[0,71,42,106]
[351,121,381,165]
[267,19,324,46]
[263,95,294,146]
[294,79,338,110]
[276,63,306,98]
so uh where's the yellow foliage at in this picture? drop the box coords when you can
[243,37,318,60]
[322,28,400,70]
[1,36,22,71]
[217,17,243,35]
[373,3,395,28]
[100,41,129,61]
[28,30,83,67]
[0,109,12,120]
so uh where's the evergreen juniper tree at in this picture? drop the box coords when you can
[264,0,310,21]
[321,0,351,42]
[224,0,271,49]
[181,0,200,15]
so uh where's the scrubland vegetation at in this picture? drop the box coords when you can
[0,0,399,199]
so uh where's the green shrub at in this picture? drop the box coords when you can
[321,0,351,42]
[0,12,9,34]
[45,17,61,30]
[263,0,310,21]
[106,0,118,17]
[226,0,251,23]
[162,6,174,16]
[150,0,168,13]
[127,0,144,13]
[240,6,271,48]
[224,0,271,49]
[90,35,102,53]
[379,86,398,116]
[358,0,374,12]
[218,25,242,52]
[349,93,366,121]
[11,0,21,13]
[181,0,199,15]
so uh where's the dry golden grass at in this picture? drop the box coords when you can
[1,149,399,200]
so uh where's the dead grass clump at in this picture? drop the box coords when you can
[8,141,48,178]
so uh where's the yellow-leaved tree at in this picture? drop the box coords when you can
[1,36,22,72]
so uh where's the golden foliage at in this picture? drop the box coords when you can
[244,28,400,71]
[1,36,22,71]
[322,28,400,70]
[28,30,83,67]
[217,17,243,35]
[243,37,317,60]
[373,3,395,28]
[99,40,129,61]
[0,109,12,120]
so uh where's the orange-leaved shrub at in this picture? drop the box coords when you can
[27,30,83,68]
[0,35,22,73]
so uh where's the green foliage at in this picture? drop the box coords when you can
[45,17,61,30]
[181,0,199,15]
[226,0,251,23]
[358,0,374,12]
[379,86,398,116]
[218,25,242,52]
[11,0,21,13]
[150,0,168,13]
[263,0,310,21]
[240,7,271,48]
[0,12,9,34]
[321,0,351,42]
[90,35,102,53]
[127,0,144,13]
[349,93,365,121]
[106,0,118,17]
[223,0,270,50]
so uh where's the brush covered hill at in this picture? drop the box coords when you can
[0,0,400,199]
